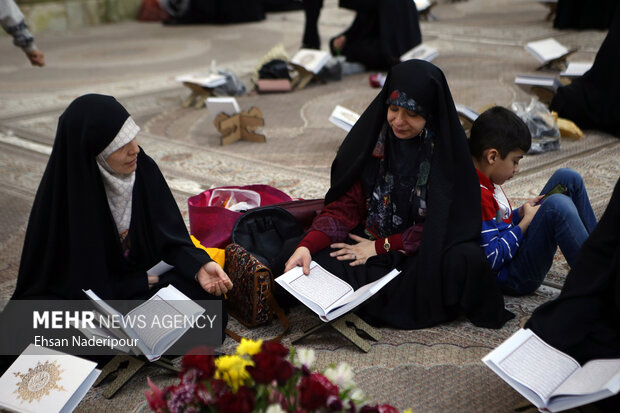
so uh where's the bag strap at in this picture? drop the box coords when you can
[225,294,290,343]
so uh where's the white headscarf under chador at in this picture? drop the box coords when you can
[96,116,140,238]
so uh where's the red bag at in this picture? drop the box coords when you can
[188,185,292,248]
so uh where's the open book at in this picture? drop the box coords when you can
[290,49,331,74]
[275,261,401,322]
[514,74,563,95]
[0,344,100,413]
[175,73,227,88]
[82,285,205,362]
[525,38,570,64]
[560,61,593,78]
[483,328,620,413]
[400,43,439,62]
[329,105,361,132]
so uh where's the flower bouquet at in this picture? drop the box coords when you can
[145,338,403,413]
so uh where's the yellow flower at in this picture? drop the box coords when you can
[403,409,413,413]
[214,355,253,391]
[235,338,263,356]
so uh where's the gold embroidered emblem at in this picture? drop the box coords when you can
[13,359,66,403]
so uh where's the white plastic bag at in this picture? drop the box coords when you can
[208,188,261,212]
[511,98,561,154]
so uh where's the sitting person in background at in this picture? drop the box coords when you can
[525,175,620,411]
[550,2,620,138]
[302,0,323,49]
[553,0,618,30]
[280,59,512,330]
[330,0,421,70]
[11,94,232,302]
[469,106,598,296]
[0,0,45,66]
[160,0,265,24]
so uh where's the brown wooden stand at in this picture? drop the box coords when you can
[536,48,578,71]
[214,107,266,146]
[94,355,179,399]
[292,313,381,353]
[289,63,325,90]
[181,82,215,108]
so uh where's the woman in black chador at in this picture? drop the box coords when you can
[525,176,620,411]
[550,3,620,138]
[553,0,619,30]
[282,60,512,329]
[330,0,421,70]
[12,94,233,302]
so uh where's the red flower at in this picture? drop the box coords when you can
[260,341,289,358]
[390,90,399,100]
[247,352,294,385]
[298,373,339,411]
[180,346,215,380]
[217,386,255,413]
[144,377,167,412]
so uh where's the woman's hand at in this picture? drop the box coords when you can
[330,234,376,266]
[284,247,312,275]
[195,261,233,296]
[147,275,159,289]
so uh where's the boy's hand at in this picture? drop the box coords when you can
[519,196,544,218]
[518,203,540,234]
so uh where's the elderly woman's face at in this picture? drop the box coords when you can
[387,104,427,139]
[106,138,140,174]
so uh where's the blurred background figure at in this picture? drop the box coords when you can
[330,0,421,70]
[0,0,45,66]
[554,0,619,30]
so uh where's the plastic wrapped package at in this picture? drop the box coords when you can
[511,98,561,153]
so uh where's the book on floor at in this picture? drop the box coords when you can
[275,261,401,322]
[524,38,570,64]
[175,73,227,88]
[290,49,331,75]
[0,343,100,413]
[514,74,563,92]
[82,284,205,362]
[483,328,620,413]
[400,43,439,62]
[329,105,361,132]
[560,61,593,78]
[206,97,241,123]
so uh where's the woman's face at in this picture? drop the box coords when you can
[387,104,427,139]
[106,138,140,174]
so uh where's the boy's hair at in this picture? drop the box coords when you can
[469,106,531,160]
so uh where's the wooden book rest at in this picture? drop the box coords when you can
[289,63,325,90]
[536,48,578,71]
[94,355,179,399]
[214,107,266,146]
[292,313,381,353]
[181,81,215,109]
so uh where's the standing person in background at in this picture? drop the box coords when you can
[0,0,44,66]
[302,0,323,49]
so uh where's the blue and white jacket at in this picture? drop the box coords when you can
[476,169,523,282]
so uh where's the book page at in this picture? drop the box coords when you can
[129,296,183,353]
[554,359,620,397]
[497,333,579,401]
[525,38,568,63]
[287,263,353,312]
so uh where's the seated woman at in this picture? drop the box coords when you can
[525,176,620,410]
[553,0,618,30]
[550,3,620,137]
[330,0,421,70]
[281,60,512,329]
[12,94,232,303]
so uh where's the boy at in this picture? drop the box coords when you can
[469,106,597,295]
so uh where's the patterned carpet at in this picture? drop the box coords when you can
[0,0,618,411]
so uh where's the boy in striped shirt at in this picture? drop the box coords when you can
[469,106,597,295]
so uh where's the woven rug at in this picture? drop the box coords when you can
[1,0,619,411]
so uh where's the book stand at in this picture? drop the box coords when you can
[214,107,266,146]
[181,81,215,109]
[289,63,325,90]
[94,355,179,399]
[536,48,578,71]
[292,313,381,353]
